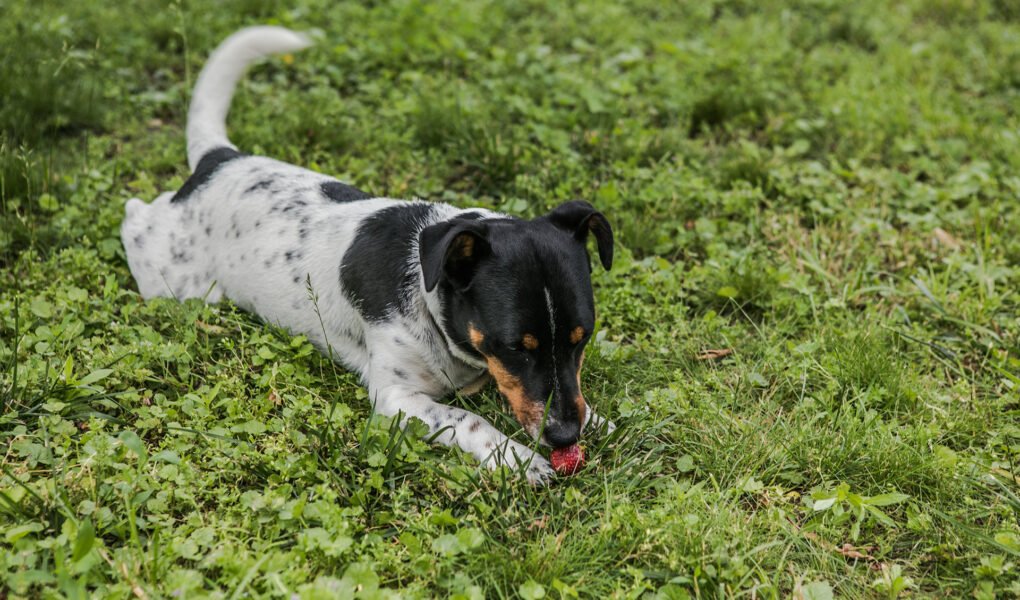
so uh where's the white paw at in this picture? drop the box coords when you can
[585,411,617,435]
[523,454,556,486]
[484,440,555,486]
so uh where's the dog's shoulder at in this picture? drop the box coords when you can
[339,201,447,323]
[339,203,502,323]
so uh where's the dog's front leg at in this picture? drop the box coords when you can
[370,384,555,485]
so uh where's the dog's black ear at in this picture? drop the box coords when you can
[419,219,490,292]
[546,200,614,270]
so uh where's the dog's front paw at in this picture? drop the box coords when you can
[523,453,556,486]
[484,440,556,485]
[585,410,617,435]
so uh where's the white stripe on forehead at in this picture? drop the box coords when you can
[545,287,559,398]
[544,287,556,338]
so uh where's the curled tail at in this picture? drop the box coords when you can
[186,26,312,171]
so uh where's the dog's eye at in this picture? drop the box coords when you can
[505,341,534,355]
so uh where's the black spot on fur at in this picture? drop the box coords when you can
[340,203,435,322]
[458,211,483,220]
[133,235,144,247]
[245,179,274,195]
[393,368,408,380]
[393,336,405,346]
[470,420,482,432]
[254,220,261,229]
[281,199,307,214]
[171,147,246,203]
[171,248,189,264]
[285,250,302,262]
[321,180,371,203]
[204,226,212,236]
[341,327,366,347]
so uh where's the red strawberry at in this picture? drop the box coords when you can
[550,445,585,475]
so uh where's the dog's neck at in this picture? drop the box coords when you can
[421,285,487,372]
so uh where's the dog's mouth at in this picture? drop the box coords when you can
[487,375,587,449]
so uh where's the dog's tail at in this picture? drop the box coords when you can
[186,26,313,171]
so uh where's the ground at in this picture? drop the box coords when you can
[2,0,1019,597]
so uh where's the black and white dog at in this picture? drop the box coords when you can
[121,27,614,484]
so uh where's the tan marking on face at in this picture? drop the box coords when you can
[457,233,475,258]
[575,350,587,426]
[570,326,585,345]
[486,355,543,433]
[522,334,539,350]
[468,324,484,350]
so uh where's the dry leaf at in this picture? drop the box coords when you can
[697,348,734,360]
[933,227,962,250]
[838,543,874,560]
[195,320,226,334]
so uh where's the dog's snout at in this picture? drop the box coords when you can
[544,419,581,448]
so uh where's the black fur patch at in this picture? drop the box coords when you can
[244,179,274,195]
[340,203,435,322]
[321,180,372,203]
[171,147,246,203]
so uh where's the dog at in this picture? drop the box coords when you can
[120,27,615,484]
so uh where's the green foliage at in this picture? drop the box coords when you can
[3,0,1020,597]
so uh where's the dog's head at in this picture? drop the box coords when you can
[420,201,613,448]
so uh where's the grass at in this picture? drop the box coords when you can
[2,0,1020,597]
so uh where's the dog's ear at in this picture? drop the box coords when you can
[419,219,490,292]
[546,200,614,270]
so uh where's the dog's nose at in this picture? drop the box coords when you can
[544,419,581,449]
